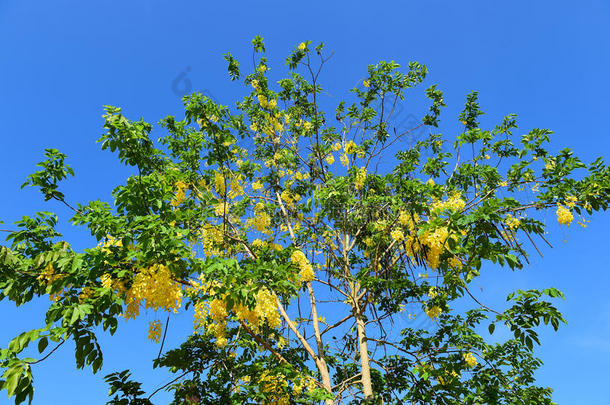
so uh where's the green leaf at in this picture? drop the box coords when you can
[37,337,48,354]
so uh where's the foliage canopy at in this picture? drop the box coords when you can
[1,37,609,404]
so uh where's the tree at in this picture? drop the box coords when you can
[1,36,609,404]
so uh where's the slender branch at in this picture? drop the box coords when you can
[321,313,355,336]
[147,369,191,400]
[26,339,66,365]
[157,314,170,359]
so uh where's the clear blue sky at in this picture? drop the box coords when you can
[1,1,609,403]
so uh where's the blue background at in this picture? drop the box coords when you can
[1,1,609,403]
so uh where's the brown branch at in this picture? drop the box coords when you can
[26,338,66,365]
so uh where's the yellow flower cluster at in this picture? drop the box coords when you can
[425,305,442,319]
[98,235,124,254]
[556,204,574,226]
[419,226,451,269]
[448,256,462,270]
[246,202,272,234]
[354,167,366,190]
[259,370,289,405]
[463,352,477,368]
[100,273,127,294]
[381,209,461,271]
[148,320,162,343]
[565,195,578,208]
[215,201,229,216]
[171,180,188,207]
[390,229,405,242]
[280,189,301,208]
[37,263,65,285]
[194,294,228,347]
[214,172,226,195]
[291,250,314,282]
[344,140,358,154]
[123,264,183,320]
[505,214,521,230]
[325,154,335,165]
[79,286,95,301]
[430,192,466,214]
[293,376,318,398]
[101,273,113,289]
[193,280,281,347]
[228,176,245,199]
[37,264,68,302]
[200,223,226,256]
[437,370,460,386]
[398,211,419,228]
[235,287,281,331]
[258,95,268,108]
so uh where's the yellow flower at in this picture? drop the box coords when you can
[101,273,113,289]
[123,264,183,320]
[463,352,477,368]
[556,204,574,226]
[425,305,442,320]
[325,154,335,165]
[448,256,462,270]
[484,154,490,160]
[148,320,162,343]
[215,202,229,216]
[252,180,263,191]
[291,250,314,282]
[363,80,370,88]
[303,121,313,132]
[214,172,226,194]
[461,120,467,125]
[298,42,307,51]
[258,64,267,72]
[505,214,520,230]
[268,99,277,109]
[257,95,268,108]
[171,180,188,207]
[354,167,367,190]
[344,140,357,154]
[332,142,342,151]
[340,153,349,167]
[565,195,578,208]
[390,229,404,242]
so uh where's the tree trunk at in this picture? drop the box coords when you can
[355,297,374,400]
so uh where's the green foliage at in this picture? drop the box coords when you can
[1,37,610,404]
